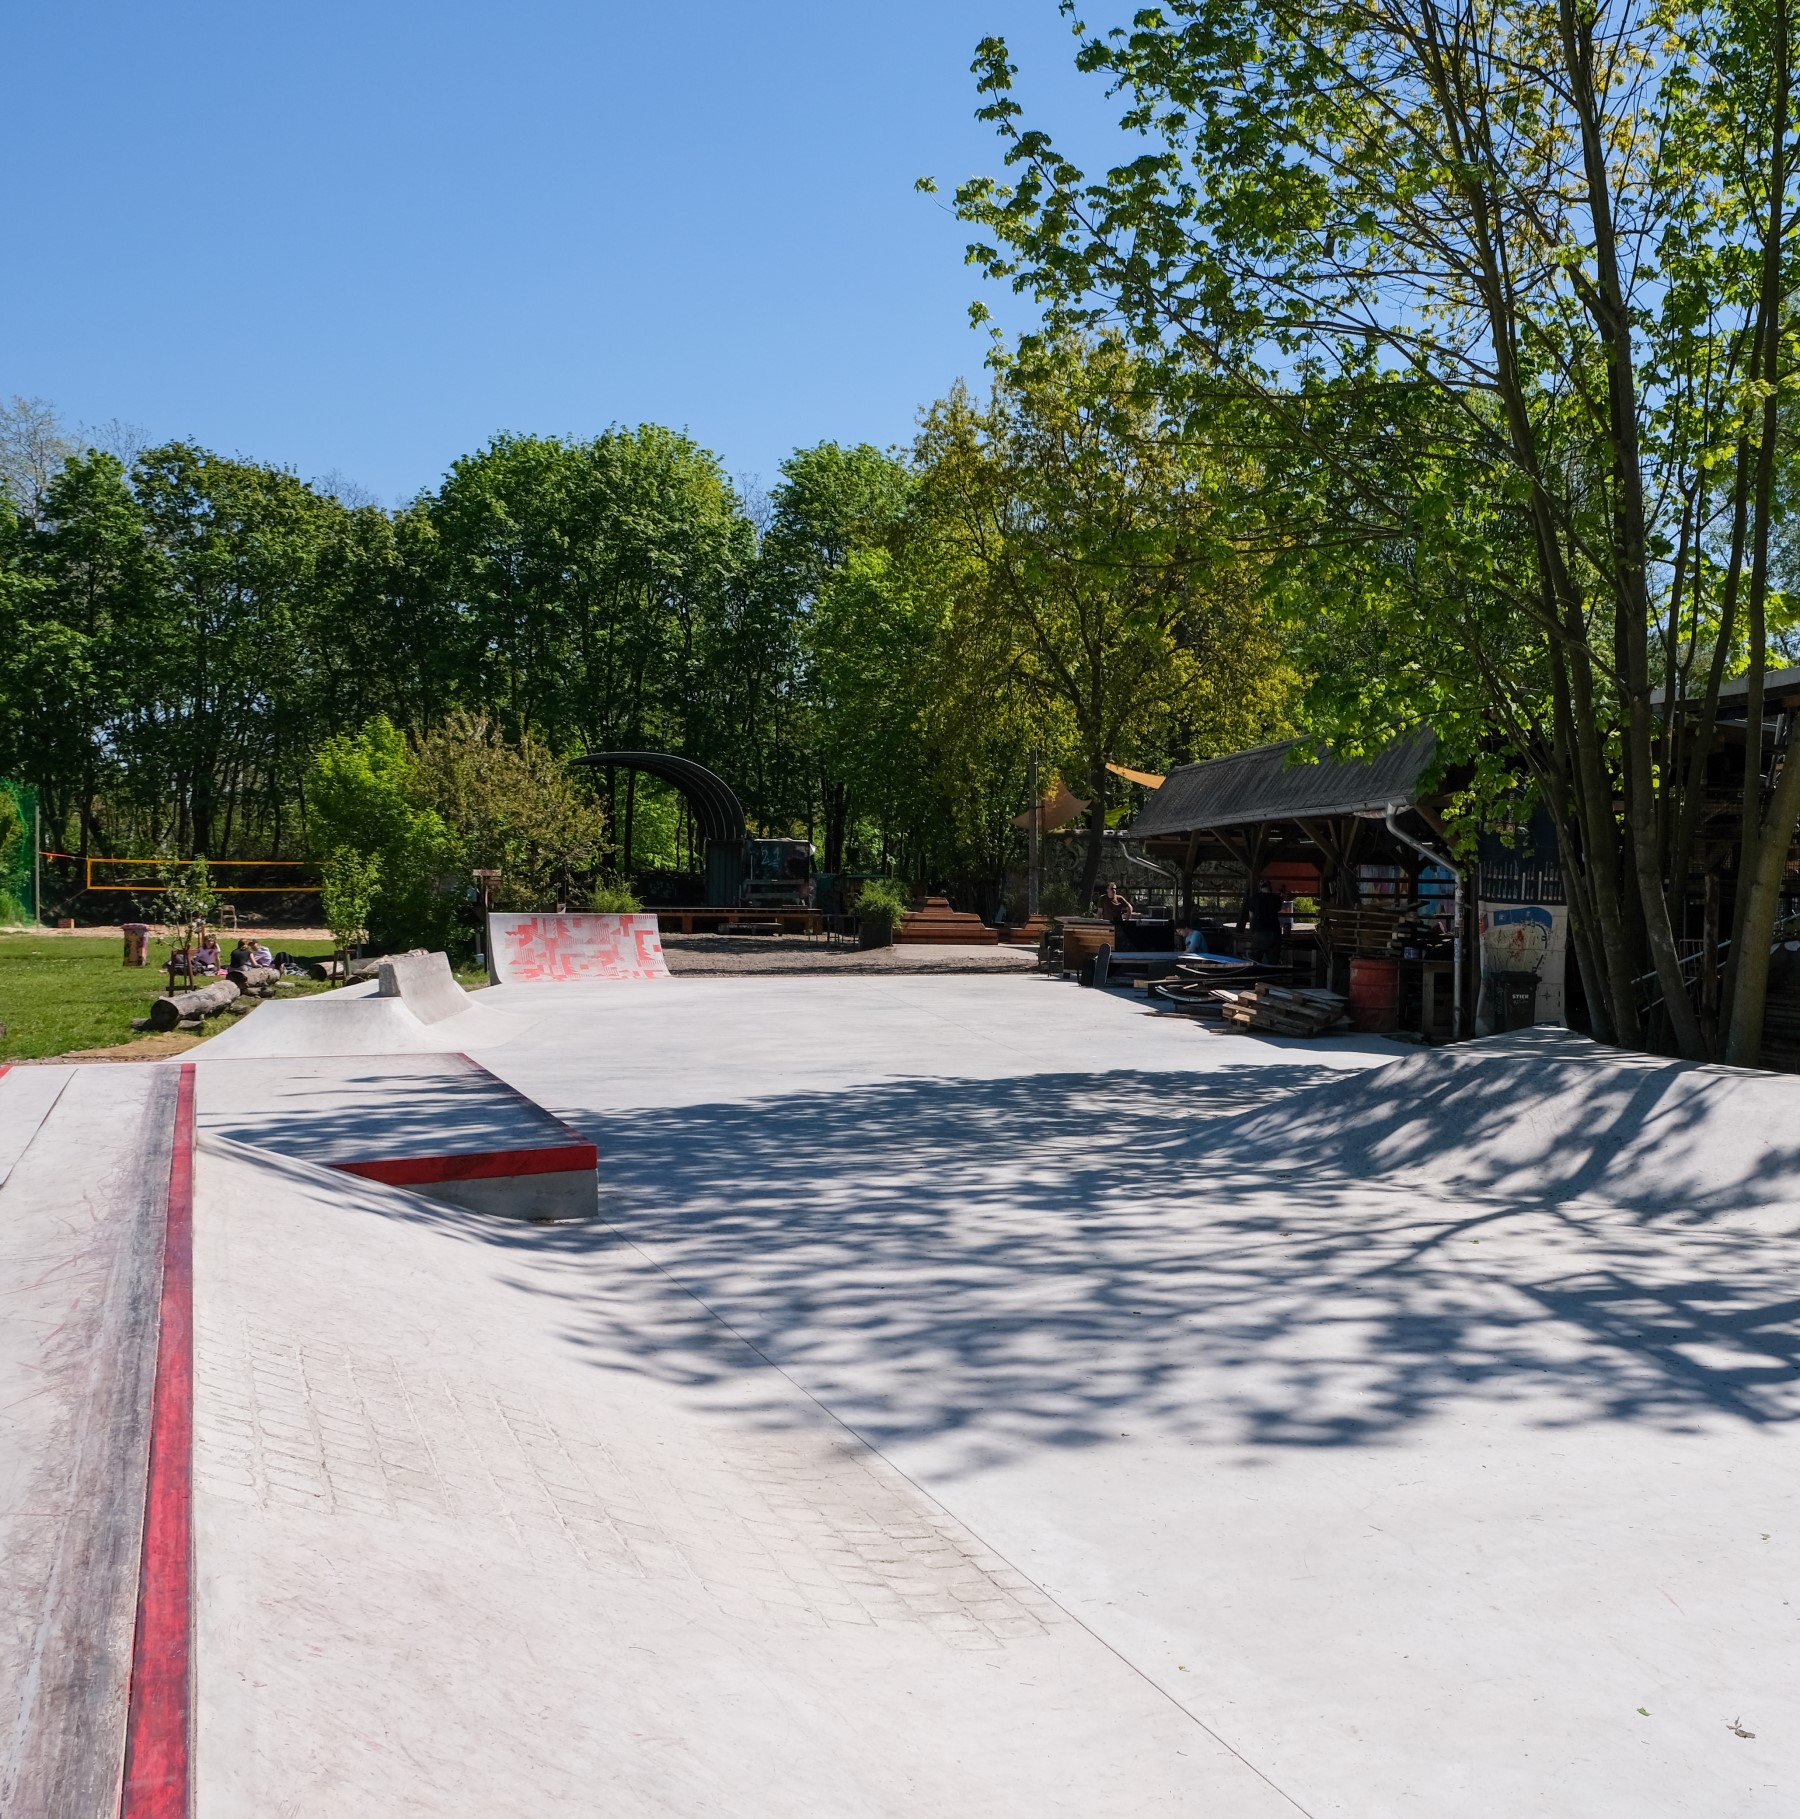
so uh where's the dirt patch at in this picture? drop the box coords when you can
[13,1030,210,1065]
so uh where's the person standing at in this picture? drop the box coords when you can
[1247,877,1284,965]
[1095,880,1135,927]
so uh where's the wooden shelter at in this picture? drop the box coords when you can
[1124,732,1449,906]
[1124,732,1471,1037]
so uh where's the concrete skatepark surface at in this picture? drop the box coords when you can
[5,976,1800,1813]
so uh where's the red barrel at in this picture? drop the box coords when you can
[1348,956,1400,1032]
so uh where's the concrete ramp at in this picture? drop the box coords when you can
[194,961,524,1060]
[194,1053,596,1220]
[1,1064,175,1816]
[1216,1025,1800,1217]
[486,912,669,984]
[377,949,471,1023]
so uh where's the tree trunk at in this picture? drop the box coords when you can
[149,979,239,1030]
[1722,717,1800,1066]
[1079,765,1108,903]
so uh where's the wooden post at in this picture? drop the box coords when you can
[1028,749,1041,921]
[1701,866,1722,1055]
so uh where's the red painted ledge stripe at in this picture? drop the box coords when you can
[121,1062,196,1819]
[330,1140,597,1188]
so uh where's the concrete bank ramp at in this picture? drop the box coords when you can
[194,952,525,1059]
[1216,1025,1800,1217]
[1,1064,175,1815]
[486,911,669,984]
[194,1053,596,1220]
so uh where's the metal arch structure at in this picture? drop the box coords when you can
[572,751,748,906]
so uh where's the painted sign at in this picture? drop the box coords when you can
[487,913,670,984]
[1476,902,1567,1031]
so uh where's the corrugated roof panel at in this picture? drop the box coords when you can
[1125,731,1438,839]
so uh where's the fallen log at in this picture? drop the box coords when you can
[149,979,240,1031]
[225,965,280,991]
[303,958,345,981]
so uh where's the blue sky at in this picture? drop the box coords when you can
[6,3,1125,505]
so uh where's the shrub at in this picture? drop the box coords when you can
[309,718,456,951]
[410,713,608,909]
[1040,881,1081,919]
[320,847,382,961]
[855,877,911,932]
[157,856,220,936]
[589,881,643,913]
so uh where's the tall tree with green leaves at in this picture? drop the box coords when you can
[911,340,1293,897]
[762,442,914,868]
[941,0,1800,1058]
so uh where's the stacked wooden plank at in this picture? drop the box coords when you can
[1210,982,1351,1036]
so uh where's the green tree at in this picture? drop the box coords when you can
[944,0,1800,1058]
[408,711,609,908]
[429,426,758,863]
[764,442,915,868]
[320,847,382,969]
[307,718,455,950]
[910,342,1293,897]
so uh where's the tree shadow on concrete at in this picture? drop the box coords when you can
[412,1060,1800,1477]
[1214,1027,1800,1218]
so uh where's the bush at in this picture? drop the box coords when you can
[589,881,643,913]
[409,713,608,909]
[1040,881,1081,919]
[855,877,911,932]
[157,856,220,935]
[320,847,382,958]
[308,718,457,951]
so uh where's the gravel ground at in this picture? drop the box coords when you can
[659,936,1039,975]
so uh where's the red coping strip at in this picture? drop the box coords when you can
[121,1062,196,1819]
[330,1140,597,1187]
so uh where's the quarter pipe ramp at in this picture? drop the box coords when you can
[486,913,670,984]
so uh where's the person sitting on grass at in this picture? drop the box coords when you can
[250,940,274,968]
[228,939,255,970]
[193,935,222,975]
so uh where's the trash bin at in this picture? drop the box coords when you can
[121,922,150,967]
[1348,956,1401,1032]
[1496,971,1540,1031]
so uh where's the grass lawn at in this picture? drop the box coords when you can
[0,933,337,1061]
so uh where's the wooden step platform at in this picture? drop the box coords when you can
[895,897,998,946]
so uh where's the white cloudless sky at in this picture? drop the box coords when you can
[5,2,1131,504]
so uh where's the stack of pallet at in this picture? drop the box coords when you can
[1210,982,1350,1036]
[1316,905,1448,958]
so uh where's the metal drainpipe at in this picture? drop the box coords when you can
[1381,804,1467,1042]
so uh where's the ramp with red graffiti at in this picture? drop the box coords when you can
[486,912,671,985]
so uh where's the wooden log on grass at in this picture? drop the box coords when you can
[225,965,280,991]
[148,979,239,1031]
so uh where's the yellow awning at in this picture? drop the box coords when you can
[1106,762,1166,789]
[1013,782,1090,832]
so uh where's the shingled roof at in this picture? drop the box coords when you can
[1125,730,1439,841]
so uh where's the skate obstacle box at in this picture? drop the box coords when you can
[195,1052,598,1221]
[486,912,671,985]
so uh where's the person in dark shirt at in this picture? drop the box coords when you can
[1247,878,1284,964]
[1095,880,1135,927]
